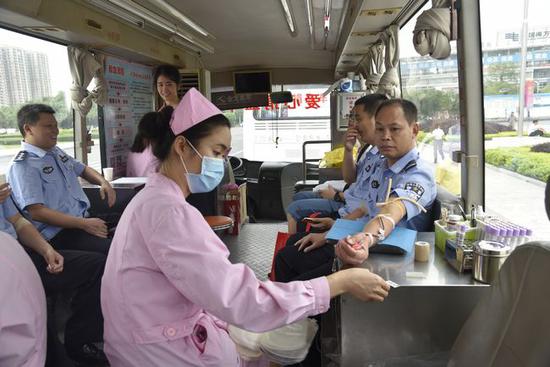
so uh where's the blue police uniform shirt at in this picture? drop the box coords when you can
[8,142,90,240]
[339,146,380,217]
[0,198,20,240]
[358,147,436,230]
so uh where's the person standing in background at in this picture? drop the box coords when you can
[154,65,181,110]
[432,124,445,163]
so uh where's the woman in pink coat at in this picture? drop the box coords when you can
[101,88,390,367]
[0,231,47,367]
[126,108,173,177]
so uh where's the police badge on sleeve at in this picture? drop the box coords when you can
[404,182,425,201]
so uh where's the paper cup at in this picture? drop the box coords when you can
[103,167,114,181]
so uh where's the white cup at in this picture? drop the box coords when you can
[0,174,6,185]
[103,167,114,181]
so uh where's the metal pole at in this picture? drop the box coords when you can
[517,0,530,136]
[456,0,485,209]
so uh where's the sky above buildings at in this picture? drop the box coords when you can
[0,0,548,94]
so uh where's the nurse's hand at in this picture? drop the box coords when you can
[327,268,389,302]
[100,181,116,208]
[335,232,370,266]
[344,268,390,302]
[0,183,11,204]
[80,218,108,238]
[294,232,327,253]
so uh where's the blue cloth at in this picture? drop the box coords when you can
[8,142,90,240]
[358,147,436,230]
[0,199,20,239]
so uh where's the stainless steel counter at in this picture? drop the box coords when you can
[322,233,490,366]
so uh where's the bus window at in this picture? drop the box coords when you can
[399,7,462,199]
[241,85,331,162]
[481,0,550,240]
[0,28,78,174]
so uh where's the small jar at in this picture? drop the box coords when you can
[446,214,462,231]
[473,240,512,284]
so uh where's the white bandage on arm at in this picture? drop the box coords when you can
[13,216,31,232]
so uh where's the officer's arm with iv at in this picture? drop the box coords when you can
[335,178,427,266]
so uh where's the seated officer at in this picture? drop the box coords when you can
[286,94,387,234]
[275,99,436,281]
[8,104,115,255]
[0,183,107,365]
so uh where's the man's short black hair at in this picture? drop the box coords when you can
[375,99,418,125]
[17,104,56,136]
[354,94,388,117]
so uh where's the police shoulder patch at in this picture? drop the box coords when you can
[42,166,54,174]
[14,151,28,162]
[404,182,425,201]
[403,160,417,172]
[59,154,69,163]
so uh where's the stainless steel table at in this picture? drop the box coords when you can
[322,232,490,366]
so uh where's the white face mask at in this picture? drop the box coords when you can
[178,141,225,193]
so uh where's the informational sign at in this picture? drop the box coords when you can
[336,92,365,131]
[211,91,269,110]
[100,56,153,178]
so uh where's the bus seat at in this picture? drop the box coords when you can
[448,242,550,367]
[405,198,440,232]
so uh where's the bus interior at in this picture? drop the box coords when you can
[0,0,549,366]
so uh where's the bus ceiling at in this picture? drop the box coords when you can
[0,0,427,86]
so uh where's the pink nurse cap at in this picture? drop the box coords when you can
[170,88,223,135]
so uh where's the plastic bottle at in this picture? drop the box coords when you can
[456,224,466,247]
[527,228,534,243]
[352,75,361,92]
[340,78,352,92]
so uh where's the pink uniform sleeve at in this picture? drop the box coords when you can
[145,206,330,333]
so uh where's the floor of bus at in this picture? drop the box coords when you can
[222,220,286,281]
[52,220,285,366]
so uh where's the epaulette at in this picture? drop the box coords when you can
[403,159,417,172]
[13,151,28,162]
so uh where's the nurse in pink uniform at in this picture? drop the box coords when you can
[0,231,47,367]
[126,108,172,177]
[101,88,390,367]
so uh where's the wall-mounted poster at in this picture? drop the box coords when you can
[99,56,154,178]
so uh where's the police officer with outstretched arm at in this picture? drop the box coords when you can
[8,104,115,255]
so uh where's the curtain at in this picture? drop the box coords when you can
[377,25,400,98]
[413,0,452,60]
[67,46,107,117]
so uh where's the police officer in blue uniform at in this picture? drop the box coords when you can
[8,104,115,255]
[275,99,436,281]
[0,182,107,365]
[286,94,387,233]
